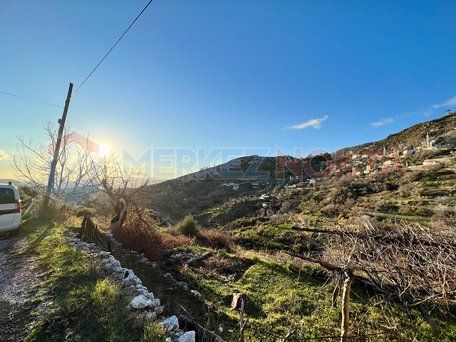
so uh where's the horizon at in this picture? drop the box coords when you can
[1,1,456,180]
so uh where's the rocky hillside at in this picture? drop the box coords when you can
[144,113,456,223]
[350,111,456,151]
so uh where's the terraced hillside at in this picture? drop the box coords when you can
[105,114,456,341]
[144,113,456,226]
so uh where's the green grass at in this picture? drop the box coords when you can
[232,224,314,253]
[181,252,456,341]
[21,219,160,342]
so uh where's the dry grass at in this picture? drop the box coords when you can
[160,233,195,249]
[198,229,232,250]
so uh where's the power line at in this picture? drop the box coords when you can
[75,0,154,94]
[0,90,63,108]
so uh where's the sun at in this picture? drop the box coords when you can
[98,143,111,157]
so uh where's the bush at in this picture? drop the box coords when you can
[321,203,339,217]
[177,215,199,237]
[44,198,74,224]
[160,233,195,249]
[143,322,167,341]
[113,207,164,261]
[198,229,232,250]
[76,206,96,217]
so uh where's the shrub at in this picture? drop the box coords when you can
[160,233,195,249]
[45,198,74,224]
[114,225,163,261]
[198,229,232,250]
[177,215,199,237]
[76,206,96,217]
[113,207,164,261]
[321,203,339,217]
[143,322,166,341]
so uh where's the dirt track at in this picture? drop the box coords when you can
[0,232,41,342]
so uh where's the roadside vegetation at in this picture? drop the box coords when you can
[19,217,163,342]
[13,113,456,341]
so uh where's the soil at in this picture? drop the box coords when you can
[0,232,42,342]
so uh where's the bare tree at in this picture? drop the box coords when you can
[14,123,96,202]
[14,122,151,232]
[89,153,149,232]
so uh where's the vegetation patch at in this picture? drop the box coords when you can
[23,219,158,341]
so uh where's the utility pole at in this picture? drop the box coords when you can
[42,82,73,212]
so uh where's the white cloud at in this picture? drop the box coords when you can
[371,117,395,128]
[0,150,10,161]
[431,96,456,110]
[286,115,329,130]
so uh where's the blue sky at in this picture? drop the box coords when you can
[1,0,455,179]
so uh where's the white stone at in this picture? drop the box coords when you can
[190,290,202,298]
[161,315,179,331]
[121,269,142,287]
[178,331,196,342]
[130,295,152,309]
[145,291,155,301]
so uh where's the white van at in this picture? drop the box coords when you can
[0,183,22,233]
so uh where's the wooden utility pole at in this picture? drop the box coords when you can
[42,82,73,212]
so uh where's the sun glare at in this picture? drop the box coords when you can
[98,143,110,157]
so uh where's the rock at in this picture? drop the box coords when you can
[176,281,189,291]
[165,338,172,342]
[122,269,142,287]
[178,331,196,342]
[130,295,152,309]
[161,315,179,331]
[154,305,164,315]
[150,298,160,308]
[190,290,202,298]
[163,272,173,279]
[123,285,137,296]
[111,264,123,273]
[145,311,157,321]
[139,256,149,264]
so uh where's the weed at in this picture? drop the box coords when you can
[178,215,199,237]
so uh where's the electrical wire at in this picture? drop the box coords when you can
[0,89,63,108]
[74,0,154,94]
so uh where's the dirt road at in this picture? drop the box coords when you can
[0,232,42,342]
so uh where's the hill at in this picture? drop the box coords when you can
[143,112,456,223]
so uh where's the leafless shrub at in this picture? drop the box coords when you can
[113,205,164,261]
[323,221,456,321]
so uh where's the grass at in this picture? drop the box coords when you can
[21,218,161,342]
[231,224,314,253]
[179,247,456,341]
